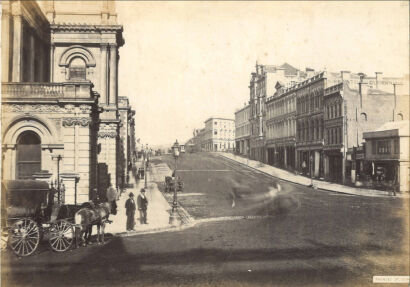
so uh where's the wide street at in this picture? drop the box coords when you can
[2,152,409,287]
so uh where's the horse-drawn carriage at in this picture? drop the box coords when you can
[164,176,184,193]
[1,180,79,257]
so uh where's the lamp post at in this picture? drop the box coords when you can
[169,140,181,226]
[144,145,149,189]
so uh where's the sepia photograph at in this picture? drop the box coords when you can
[0,1,409,286]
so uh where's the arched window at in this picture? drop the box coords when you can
[16,131,41,179]
[69,57,86,80]
[397,113,403,120]
[360,112,367,121]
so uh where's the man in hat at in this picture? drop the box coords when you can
[125,192,136,231]
[137,188,148,224]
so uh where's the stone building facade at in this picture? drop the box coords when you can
[203,118,235,152]
[265,83,297,170]
[323,72,407,183]
[248,63,308,162]
[1,0,133,204]
[234,105,251,156]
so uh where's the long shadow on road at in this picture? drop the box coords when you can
[2,233,405,287]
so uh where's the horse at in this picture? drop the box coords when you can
[74,198,117,247]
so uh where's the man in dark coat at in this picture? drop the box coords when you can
[137,188,148,224]
[125,192,136,231]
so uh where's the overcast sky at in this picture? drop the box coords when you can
[115,1,409,148]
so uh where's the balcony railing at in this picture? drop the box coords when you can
[1,82,94,99]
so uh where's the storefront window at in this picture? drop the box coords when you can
[377,140,391,154]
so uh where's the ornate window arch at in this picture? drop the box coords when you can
[59,45,96,81]
[59,45,96,68]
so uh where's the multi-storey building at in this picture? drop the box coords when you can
[265,83,297,170]
[234,105,251,156]
[1,0,133,204]
[118,97,136,188]
[323,72,407,183]
[363,121,409,193]
[203,118,235,152]
[249,63,308,162]
[295,72,329,178]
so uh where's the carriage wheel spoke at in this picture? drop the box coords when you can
[11,238,23,249]
[26,223,37,234]
[49,235,59,241]
[17,241,23,255]
[25,240,35,252]
[51,238,59,248]
[63,236,72,245]
[60,238,68,250]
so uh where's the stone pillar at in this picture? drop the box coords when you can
[97,123,118,191]
[109,44,117,106]
[29,33,35,82]
[1,4,11,82]
[62,117,92,204]
[12,14,23,82]
[50,44,55,82]
[284,146,287,168]
[60,173,80,204]
[100,44,108,105]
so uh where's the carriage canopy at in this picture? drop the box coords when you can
[1,180,51,209]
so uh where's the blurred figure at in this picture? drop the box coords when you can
[137,188,148,224]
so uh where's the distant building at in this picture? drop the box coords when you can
[235,105,251,156]
[363,121,409,193]
[203,118,235,152]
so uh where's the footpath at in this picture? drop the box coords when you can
[106,159,192,237]
[218,152,408,198]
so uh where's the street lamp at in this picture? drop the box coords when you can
[169,140,181,226]
[144,145,149,188]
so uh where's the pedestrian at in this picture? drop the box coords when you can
[125,192,136,231]
[137,188,148,224]
[301,160,307,175]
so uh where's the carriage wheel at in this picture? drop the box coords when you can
[8,218,40,257]
[49,220,74,252]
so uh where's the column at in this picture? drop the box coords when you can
[50,44,55,82]
[12,14,23,82]
[109,44,117,106]
[100,44,108,105]
[1,6,11,82]
[29,33,35,82]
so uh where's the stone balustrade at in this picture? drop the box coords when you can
[1,81,94,99]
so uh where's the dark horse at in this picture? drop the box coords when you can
[74,197,117,247]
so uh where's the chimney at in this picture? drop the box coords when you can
[375,72,382,89]
[306,67,315,79]
[358,73,366,108]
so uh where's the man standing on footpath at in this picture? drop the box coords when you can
[137,188,148,224]
[125,193,136,231]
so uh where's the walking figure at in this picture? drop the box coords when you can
[137,188,148,224]
[125,193,136,231]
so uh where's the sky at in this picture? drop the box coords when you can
[115,1,409,148]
